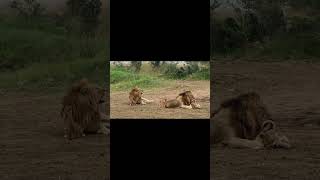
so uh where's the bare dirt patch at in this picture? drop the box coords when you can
[111,80,210,119]
[211,61,320,180]
[0,91,109,179]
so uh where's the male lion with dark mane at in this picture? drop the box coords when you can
[210,92,291,149]
[176,90,201,109]
[159,90,201,109]
[61,79,110,140]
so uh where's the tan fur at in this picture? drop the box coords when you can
[159,98,182,108]
[211,92,291,149]
[61,79,109,140]
[129,86,153,105]
[158,90,201,109]
[176,91,201,109]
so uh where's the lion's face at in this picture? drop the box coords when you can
[130,87,143,97]
[190,99,201,109]
[181,91,201,109]
[256,120,291,149]
[212,92,291,149]
[133,87,143,96]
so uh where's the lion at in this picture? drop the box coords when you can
[61,79,110,140]
[210,92,291,149]
[159,98,192,109]
[129,86,154,105]
[176,90,201,109]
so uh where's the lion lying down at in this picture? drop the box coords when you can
[159,91,201,109]
[129,86,154,105]
[61,79,110,140]
[210,92,291,149]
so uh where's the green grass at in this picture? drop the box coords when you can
[0,54,106,90]
[0,18,107,70]
[189,68,210,80]
[110,67,171,91]
[110,64,210,91]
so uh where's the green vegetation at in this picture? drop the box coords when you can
[0,0,107,90]
[0,54,106,90]
[211,0,320,60]
[111,66,169,91]
[111,62,209,91]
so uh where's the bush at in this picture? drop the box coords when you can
[287,16,319,34]
[110,67,136,84]
[160,62,208,80]
[190,67,210,80]
[130,61,142,73]
[0,55,106,89]
[212,18,246,54]
[10,0,45,20]
[0,25,74,70]
[110,66,166,90]
[150,61,161,69]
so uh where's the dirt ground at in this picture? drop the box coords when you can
[0,91,109,179]
[110,80,210,119]
[211,61,320,180]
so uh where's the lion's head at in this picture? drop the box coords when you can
[129,86,143,105]
[178,91,201,109]
[256,120,291,149]
[213,92,291,149]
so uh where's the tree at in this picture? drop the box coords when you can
[150,61,161,69]
[131,61,142,73]
[210,0,221,11]
[10,0,45,22]
[66,0,102,57]
[241,0,287,37]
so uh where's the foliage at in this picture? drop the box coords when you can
[0,18,106,71]
[150,61,161,69]
[0,3,107,89]
[161,62,209,80]
[65,0,102,58]
[289,0,320,9]
[66,0,102,35]
[211,0,320,59]
[110,66,167,91]
[10,0,45,20]
[190,67,210,80]
[212,18,246,54]
[130,61,142,73]
[110,62,210,91]
[0,54,106,89]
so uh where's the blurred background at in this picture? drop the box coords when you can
[0,0,109,90]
